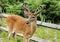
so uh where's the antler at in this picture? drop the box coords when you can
[22,3,32,16]
[34,5,45,15]
[22,3,31,12]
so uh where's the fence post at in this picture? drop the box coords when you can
[0,6,2,26]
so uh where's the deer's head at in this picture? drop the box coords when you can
[23,3,45,24]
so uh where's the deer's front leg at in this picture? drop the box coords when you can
[7,31,12,42]
[23,35,29,42]
[27,38,30,42]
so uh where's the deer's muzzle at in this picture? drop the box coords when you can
[26,19,30,24]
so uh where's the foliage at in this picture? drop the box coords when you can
[41,0,60,24]
[24,0,42,12]
[5,2,22,14]
[0,0,24,17]
[0,0,60,24]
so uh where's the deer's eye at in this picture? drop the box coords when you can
[32,17,35,18]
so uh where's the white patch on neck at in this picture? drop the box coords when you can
[31,22,36,26]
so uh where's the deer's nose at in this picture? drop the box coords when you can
[26,21,30,24]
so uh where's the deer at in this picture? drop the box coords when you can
[6,3,45,42]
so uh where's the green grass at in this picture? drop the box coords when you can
[2,18,6,27]
[1,18,60,42]
[0,31,23,42]
[0,31,35,42]
[34,26,60,42]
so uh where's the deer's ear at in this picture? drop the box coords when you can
[24,10,28,15]
[24,10,31,16]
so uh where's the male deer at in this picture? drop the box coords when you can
[6,4,45,42]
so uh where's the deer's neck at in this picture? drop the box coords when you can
[30,20,37,34]
[31,19,37,28]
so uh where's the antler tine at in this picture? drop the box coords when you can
[23,3,30,12]
[34,4,45,15]
[40,4,46,9]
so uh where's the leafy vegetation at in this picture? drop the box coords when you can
[41,0,60,24]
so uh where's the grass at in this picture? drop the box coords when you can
[2,18,6,27]
[1,18,60,42]
[0,31,35,42]
[0,31,23,42]
[35,26,60,42]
